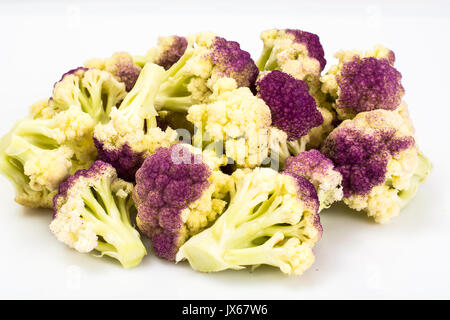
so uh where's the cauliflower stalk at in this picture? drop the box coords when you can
[176,167,322,275]
[50,161,146,269]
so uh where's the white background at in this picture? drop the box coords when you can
[0,0,449,299]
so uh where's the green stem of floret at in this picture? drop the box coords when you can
[133,55,148,68]
[164,46,194,79]
[4,136,51,166]
[0,131,55,207]
[223,195,296,250]
[254,223,310,242]
[154,95,194,113]
[224,233,281,268]
[287,136,309,156]
[13,119,61,148]
[79,82,105,124]
[222,175,270,225]
[154,47,197,113]
[81,185,146,268]
[81,187,114,223]
[256,46,273,71]
[0,133,29,192]
[118,63,166,125]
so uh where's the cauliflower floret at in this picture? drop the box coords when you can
[133,145,232,261]
[86,52,142,91]
[153,32,259,113]
[0,105,96,208]
[284,150,343,211]
[256,29,326,95]
[93,63,178,181]
[256,70,331,164]
[50,67,127,124]
[187,78,272,168]
[322,109,431,223]
[321,45,404,120]
[176,167,322,275]
[50,161,146,268]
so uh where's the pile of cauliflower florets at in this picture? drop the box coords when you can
[0,30,432,274]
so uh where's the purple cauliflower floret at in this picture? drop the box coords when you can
[133,145,231,261]
[321,112,414,198]
[283,171,320,216]
[258,70,323,141]
[323,126,413,197]
[257,70,324,165]
[336,57,404,115]
[285,29,326,72]
[104,52,142,91]
[93,138,145,182]
[208,36,259,88]
[154,32,259,113]
[85,52,142,91]
[154,36,188,70]
[284,150,343,211]
[320,110,432,224]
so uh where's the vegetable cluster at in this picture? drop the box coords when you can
[0,30,431,274]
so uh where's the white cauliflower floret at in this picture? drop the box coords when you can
[50,193,98,253]
[50,161,146,268]
[24,145,74,192]
[50,68,126,123]
[187,78,272,168]
[0,104,96,208]
[95,107,177,156]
